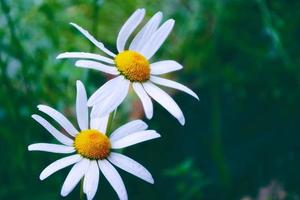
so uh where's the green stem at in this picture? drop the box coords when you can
[209,1,231,195]
[211,87,231,191]
[80,179,84,200]
[106,111,116,136]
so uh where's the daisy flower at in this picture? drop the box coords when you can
[57,8,199,125]
[28,80,160,200]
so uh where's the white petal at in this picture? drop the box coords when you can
[83,161,99,200]
[150,60,183,75]
[98,159,127,200]
[108,152,154,184]
[75,60,119,75]
[40,154,82,180]
[87,76,123,106]
[132,83,153,119]
[32,114,73,146]
[129,11,163,51]
[143,82,185,125]
[56,52,114,64]
[90,115,110,133]
[28,143,75,154]
[76,80,89,131]
[61,159,90,197]
[109,120,148,142]
[90,79,130,118]
[111,130,160,149]
[140,19,175,59]
[37,105,78,137]
[70,23,116,57]
[150,76,199,100]
[117,9,145,52]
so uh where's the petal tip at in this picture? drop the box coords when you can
[155,132,161,138]
[156,11,163,17]
[76,80,83,87]
[39,173,46,181]
[87,99,95,107]
[137,8,146,13]
[60,188,69,197]
[74,60,81,67]
[60,191,67,197]
[145,113,153,119]
[191,92,200,101]
[179,116,185,126]
[37,104,44,110]
[149,178,154,184]
[56,54,62,59]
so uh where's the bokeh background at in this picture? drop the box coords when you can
[1,0,300,199]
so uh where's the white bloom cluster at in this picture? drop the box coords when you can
[28,9,198,200]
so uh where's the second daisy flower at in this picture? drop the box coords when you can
[57,9,199,125]
[28,81,160,200]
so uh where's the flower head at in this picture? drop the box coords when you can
[57,9,199,125]
[74,129,111,160]
[28,80,160,200]
[115,50,150,82]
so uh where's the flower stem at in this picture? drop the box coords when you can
[106,110,116,136]
[80,178,84,200]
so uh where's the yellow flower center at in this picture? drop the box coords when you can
[115,50,150,82]
[74,129,111,160]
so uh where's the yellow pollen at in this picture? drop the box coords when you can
[74,129,111,160]
[115,50,150,82]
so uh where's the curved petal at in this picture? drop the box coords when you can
[76,80,89,131]
[90,115,110,133]
[83,161,100,200]
[70,23,116,57]
[140,19,175,59]
[117,9,145,52]
[40,154,82,180]
[150,60,182,75]
[61,158,90,197]
[37,105,78,137]
[150,76,199,100]
[132,83,153,119]
[109,120,148,142]
[90,79,130,118]
[111,130,160,149]
[32,114,73,146]
[98,159,128,200]
[143,82,185,125]
[75,60,119,75]
[108,152,154,184]
[129,12,163,51]
[87,76,124,106]
[28,143,75,154]
[56,52,114,64]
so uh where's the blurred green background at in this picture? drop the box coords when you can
[1,0,300,199]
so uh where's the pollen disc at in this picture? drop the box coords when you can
[115,50,150,82]
[74,129,111,160]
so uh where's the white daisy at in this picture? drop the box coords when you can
[28,80,160,200]
[57,8,199,125]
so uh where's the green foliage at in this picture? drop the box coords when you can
[0,0,300,199]
[164,159,209,200]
